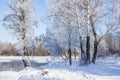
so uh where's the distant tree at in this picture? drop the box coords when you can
[3,0,37,67]
[0,42,17,56]
[29,36,50,56]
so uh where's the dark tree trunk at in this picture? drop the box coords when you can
[68,36,72,65]
[92,41,98,64]
[90,16,98,64]
[68,0,72,66]
[79,36,86,64]
[68,48,72,65]
[86,36,90,64]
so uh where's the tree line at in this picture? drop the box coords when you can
[0,40,50,56]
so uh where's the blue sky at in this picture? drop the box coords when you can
[0,0,47,43]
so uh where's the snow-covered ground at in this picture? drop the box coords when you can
[0,56,120,80]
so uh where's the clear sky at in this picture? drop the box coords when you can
[0,0,47,43]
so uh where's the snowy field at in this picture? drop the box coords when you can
[0,56,120,80]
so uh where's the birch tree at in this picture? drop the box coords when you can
[85,0,116,63]
[3,0,37,67]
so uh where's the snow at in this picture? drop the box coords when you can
[0,56,120,80]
